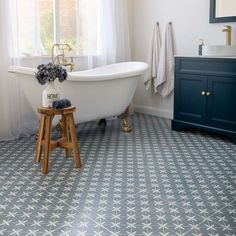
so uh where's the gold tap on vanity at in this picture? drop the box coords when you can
[222,25,232,46]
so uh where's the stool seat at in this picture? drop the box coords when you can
[35,106,81,174]
[38,106,76,116]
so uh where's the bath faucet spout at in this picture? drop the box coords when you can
[51,43,75,72]
[53,54,64,65]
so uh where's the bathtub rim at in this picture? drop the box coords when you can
[8,61,148,82]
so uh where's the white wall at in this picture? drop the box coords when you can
[127,0,134,54]
[130,0,236,119]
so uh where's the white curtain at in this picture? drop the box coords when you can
[0,0,38,142]
[0,0,131,141]
[78,0,131,69]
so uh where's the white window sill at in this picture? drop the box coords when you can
[12,55,100,60]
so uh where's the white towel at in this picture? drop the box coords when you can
[155,22,175,97]
[144,23,161,92]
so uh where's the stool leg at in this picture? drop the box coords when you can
[42,115,53,174]
[67,114,81,168]
[35,114,45,164]
[62,115,71,158]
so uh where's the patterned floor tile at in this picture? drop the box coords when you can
[0,225,46,236]
[0,113,235,236]
[186,217,236,236]
[53,216,116,236]
[120,190,207,235]
[145,177,233,219]
[208,201,236,229]
[84,202,142,236]
[0,188,85,234]
[83,195,179,236]
[0,170,42,201]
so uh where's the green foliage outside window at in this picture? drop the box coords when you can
[39,9,88,55]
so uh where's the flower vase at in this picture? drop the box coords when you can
[42,81,60,107]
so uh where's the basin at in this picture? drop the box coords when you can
[202,45,236,57]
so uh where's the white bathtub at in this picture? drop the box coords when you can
[8,62,148,124]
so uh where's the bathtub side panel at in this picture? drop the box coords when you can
[59,76,140,123]
[15,73,140,124]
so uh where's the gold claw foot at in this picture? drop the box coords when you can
[123,121,132,133]
[119,107,132,133]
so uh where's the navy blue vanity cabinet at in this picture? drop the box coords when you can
[172,57,236,143]
[174,73,207,124]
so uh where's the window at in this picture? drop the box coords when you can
[38,0,54,55]
[11,0,99,57]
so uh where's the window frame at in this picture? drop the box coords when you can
[13,0,98,58]
[53,0,81,54]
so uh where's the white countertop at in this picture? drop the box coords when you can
[174,55,236,59]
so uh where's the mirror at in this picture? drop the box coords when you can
[210,0,236,23]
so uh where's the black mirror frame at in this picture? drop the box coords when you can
[210,0,236,23]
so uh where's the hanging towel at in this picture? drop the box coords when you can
[144,23,161,92]
[155,22,175,97]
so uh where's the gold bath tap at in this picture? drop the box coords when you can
[222,25,232,46]
[51,43,75,72]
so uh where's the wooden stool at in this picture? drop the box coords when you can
[35,106,81,174]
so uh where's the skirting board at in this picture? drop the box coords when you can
[134,104,173,119]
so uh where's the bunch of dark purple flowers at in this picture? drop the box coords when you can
[35,62,67,85]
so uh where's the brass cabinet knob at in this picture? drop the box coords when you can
[206,92,211,96]
[201,91,206,96]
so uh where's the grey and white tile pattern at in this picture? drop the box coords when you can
[0,113,235,235]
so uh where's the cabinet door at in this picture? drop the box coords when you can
[207,76,236,131]
[174,73,207,124]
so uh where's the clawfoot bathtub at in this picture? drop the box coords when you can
[8,62,148,131]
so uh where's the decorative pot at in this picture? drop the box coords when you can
[42,81,60,107]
